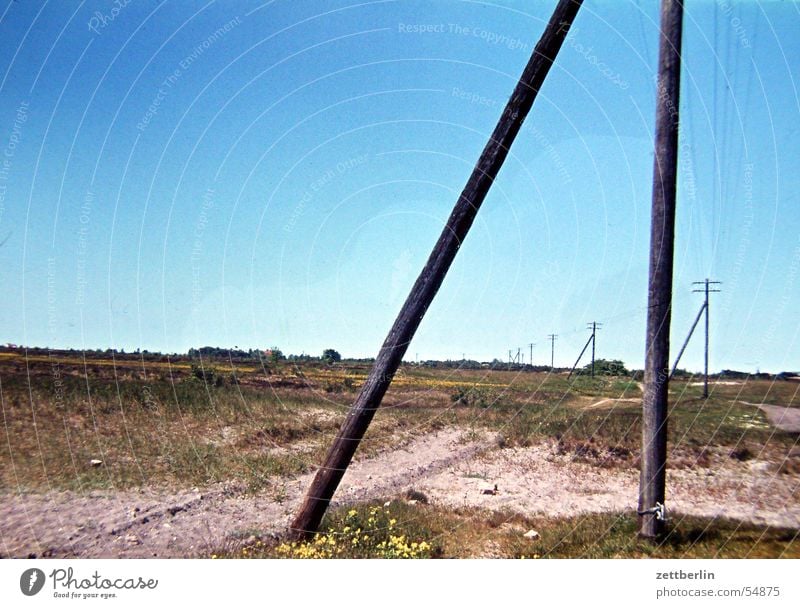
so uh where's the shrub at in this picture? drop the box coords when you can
[190,363,216,384]
[324,377,357,393]
[322,349,342,364]
[450,387,492,408]
[580,359,629,376]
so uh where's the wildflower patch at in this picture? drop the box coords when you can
[274,503,436,559]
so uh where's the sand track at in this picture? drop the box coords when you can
[0,428,497,558]
[416,442,800,529]
[1,426,798,558]
[738,402,800,434]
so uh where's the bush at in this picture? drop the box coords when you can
[325,377,357,393]
[580,359,629,376]
[450,387,492,408]
[322,349,342,364]
[191,363,216,384]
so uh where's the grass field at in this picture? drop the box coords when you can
[1,349,798,558]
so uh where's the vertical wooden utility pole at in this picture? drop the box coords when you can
[529,342,535,367]
[703,280,709,396]
[290,0,585,539]
[548,333,558,369]
[638,0,684,540]
[692,279,721,397]
[588,321,602,377]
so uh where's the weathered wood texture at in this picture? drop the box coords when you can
[639,0,684,539]
[290,0,585,539]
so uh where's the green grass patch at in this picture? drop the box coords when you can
[217,502,799,559]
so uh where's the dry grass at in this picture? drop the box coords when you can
[0,358,338,491]
[3,352,798,559]
[1,353,796,493]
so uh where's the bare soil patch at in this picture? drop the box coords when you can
[738,401,800,433]
[0,428,496,558]
[2,427,798,558]
[415,440,800,529]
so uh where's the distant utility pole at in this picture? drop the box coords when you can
[639,0,684,541]
[670,301,705,379]
[548,334,558,369]
[567,322,601,379]
[529,342,535,368]
[693,279,721,398]
[588,321,602,377]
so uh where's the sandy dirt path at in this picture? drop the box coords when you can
[585,398,640,410]
[738,402,800,434]
[0,429,496,558]
[416,442,800,529]
[2,428,798,558]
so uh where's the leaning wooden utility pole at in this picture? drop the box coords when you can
[669,300,705,379]
[290,0,585,539]
[638,0,684,539]
[567,332,593,380]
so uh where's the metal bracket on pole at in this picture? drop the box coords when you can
[638,502,666,522]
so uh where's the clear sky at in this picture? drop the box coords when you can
[0,0,797,372]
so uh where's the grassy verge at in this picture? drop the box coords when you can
[220,500,800,559]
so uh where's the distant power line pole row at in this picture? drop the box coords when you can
[548,334,558,369]
[693,279,721,398]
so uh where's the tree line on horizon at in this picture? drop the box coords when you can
[1,344,795,379]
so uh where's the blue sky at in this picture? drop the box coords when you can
[0,0,797,372]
